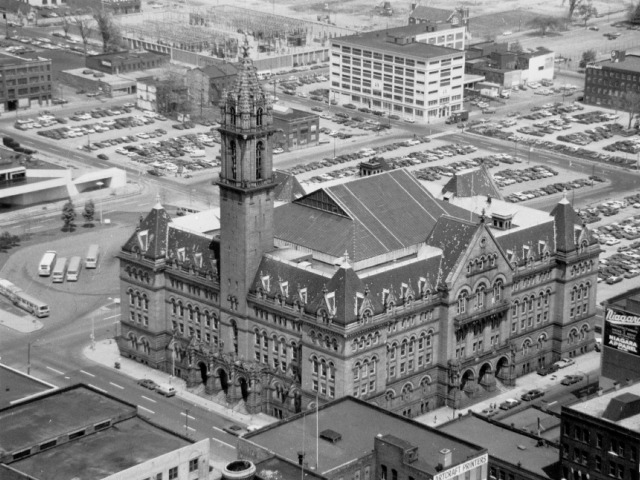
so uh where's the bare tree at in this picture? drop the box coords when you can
[74,17,94,56]
[61,14,71,38]
[576,2,598,27]
[528,16,563,36]
[92,9,122,53]
[562,0,584,18]
[615,91,640,129]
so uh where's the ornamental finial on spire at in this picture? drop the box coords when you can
[242,35,250,59]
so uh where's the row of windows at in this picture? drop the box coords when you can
[140,458,199,480]
[512,269,553,291]
[168,277,218,302]
[457,281,504,314]
[0,64,51,75]
[172,320,218,345]
[170,300,219,329]
[254,307,301,332]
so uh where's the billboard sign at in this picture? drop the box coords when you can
[603,309,640,356]
[433,454,488,480]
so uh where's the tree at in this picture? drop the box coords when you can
[562,0,584,18]
[61,201,76,231]
[576,2,598,27]
[628,1,640,24]
[509,40,524,54]
[528,16,563,36]
[61,14,71,38]
[74,17,93,56]
[92,10,122,53]
[83,199,95,226]
[0,232,20,252]
[579,49,597,67]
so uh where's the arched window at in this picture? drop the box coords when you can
[457,291,468,314]
[256,107,263,127]
[475,285,486,310]
[229,141,237,180]
[229,106,236,126]
[523,339,532,355]
[256,141,263,180]
[493,280,503,302]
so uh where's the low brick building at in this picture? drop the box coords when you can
[86,51,168,75]
[272,104,319,151]
[185,62,239,120]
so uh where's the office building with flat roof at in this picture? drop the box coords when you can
[329,25,466,122]
[239,396,488,480]
[0,53,52,113]
[584,51,640,113]
[560,382,640,480]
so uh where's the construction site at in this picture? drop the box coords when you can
[118,5,354,71]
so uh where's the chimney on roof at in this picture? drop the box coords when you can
[223,461,256,480]
[439,449,452,469]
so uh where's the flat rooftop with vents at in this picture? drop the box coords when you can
[241,396,485,477]
[0,384,206,480]
[567,382,640,430]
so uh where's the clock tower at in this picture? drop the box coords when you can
[217,40,276,356]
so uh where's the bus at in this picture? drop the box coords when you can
[52,257,68,283]
[0,278,22,302]
[85,244,100,269]
[39,251,57,277]
[13,291,50,318]
[66,256,82,282]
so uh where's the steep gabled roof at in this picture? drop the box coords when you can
[494,220,556,264]
[166,225,218,278]
[273,170,306,203]
[442,167,502,200]
[426,215,478,282]
[121,201,172,261]
[550,195,579,254]
[274,169,473,262]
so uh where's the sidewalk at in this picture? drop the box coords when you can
[414,350,602,427]
[84,339,277,430]
[0,309,43,333]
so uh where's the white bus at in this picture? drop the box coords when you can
[52,257,68,283]
[14,291,50,318]
[39,251,57,277]
[85,244,100,269]
[66,256,82,282]
[0,278,22,302]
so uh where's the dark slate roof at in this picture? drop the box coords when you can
[273,171,306,203]
[550,197,578,254]
[121,202,172,261]
[494,220,556,262]
[201,62,239,79]
[307,265,367,326]
[442,167,502,200]
[166,224,218,279]
[274,169,473,262]
[409,6,453,23]
[426,216,478,282]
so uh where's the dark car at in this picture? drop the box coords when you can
[536,364,559,376]
[97,153,109,160]
[561,374,584,386]
[521,389,545,401]
[137,378,158,390]
[499,398,521,410]
[223,423,247,437]
[388,114,401,120]
[311,107,323,112]
[343,103,357,109]
[148,169,165,177]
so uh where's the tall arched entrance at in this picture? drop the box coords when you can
[198,362,208,385]
[218,369,229,394]
[478,363,496,391]
[238,377,250,402]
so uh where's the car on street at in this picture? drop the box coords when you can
[343,103,357,109]
[404,117,416,123]
[521,389,545,401]
[481,406,500,418]
[499,398,521,410]
[311,107,323,112]
[388,114,401,120]
[273,148,284,154]
[223,423,247,437]
[97,153,109,160]
[561,374,584,386]
[137,378,158,390]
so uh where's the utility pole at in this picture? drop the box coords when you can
[27,341,31,375]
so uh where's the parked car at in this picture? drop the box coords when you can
[521,389,545,401]
[499,398,521,410]
[553,358,576,369]
[481,406,500,418]
[223,423,247,437]
[537,364,560,376]
[561,374,584,386]
[343,103,357,109]
[97,153,109,160]
[137,378,158,390]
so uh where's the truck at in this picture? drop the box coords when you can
[445,111,469,124]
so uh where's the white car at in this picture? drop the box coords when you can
[404,117,416,123]
[273,148,284,154]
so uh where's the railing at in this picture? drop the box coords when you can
[454,299,510,328]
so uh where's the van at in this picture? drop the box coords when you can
[156,383,176,397]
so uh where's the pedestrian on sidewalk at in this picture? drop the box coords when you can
[434,415,437,424]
